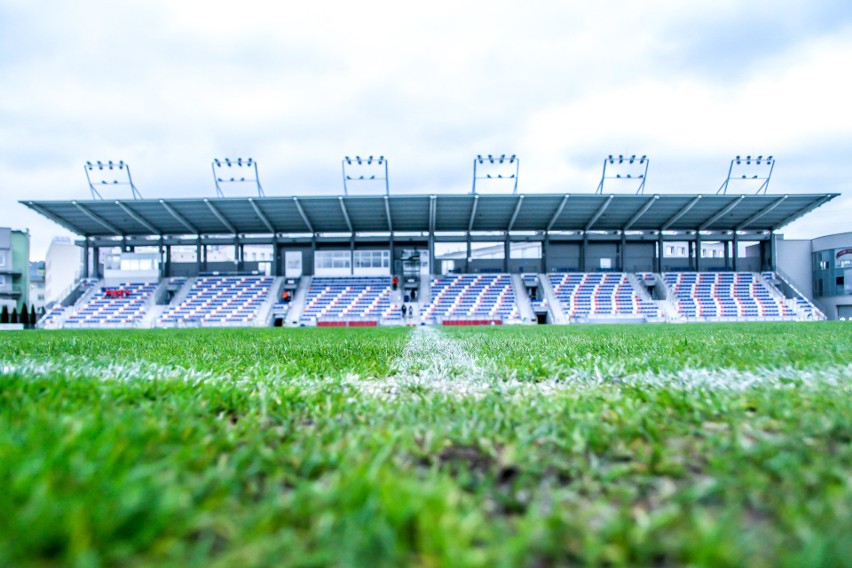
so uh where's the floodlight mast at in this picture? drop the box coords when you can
[341,155,389,195]
[596,154,649,194]
[84,160,142,200]
[471,154,519,194]
[717,155,775,195]
[211,157,264,198]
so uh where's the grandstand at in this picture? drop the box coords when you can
[24,186,837,328]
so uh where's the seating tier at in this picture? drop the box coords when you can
[160,276,273,325]
[663,272,797,320]
[422,274,520,322]
[548,273,662,319]
[300,277,399,324]
[64,282,158,327]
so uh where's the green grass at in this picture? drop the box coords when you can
[1,323,851,567]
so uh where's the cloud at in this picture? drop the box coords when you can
[0,0,850,257]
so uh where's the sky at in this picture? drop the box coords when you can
[1,0,851,259]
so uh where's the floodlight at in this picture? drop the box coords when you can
[717,154,776,194]
[341,154,389,195]
[84,159,141,199]
[472,153,519,194]
[211,157,264,197]
[596,153,650,194]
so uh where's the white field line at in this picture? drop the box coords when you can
[2,340,851,399]
[346,326,852,398]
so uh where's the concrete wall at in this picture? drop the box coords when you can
[775,239,813,298]
[45,239,82,305]
[623,242,656,272]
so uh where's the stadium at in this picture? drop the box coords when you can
[20,155,840,330]
[2,153,851,566]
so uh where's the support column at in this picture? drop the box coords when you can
[620,231,627,272]
[93,247,100,279]
[428,235,435,276]
[196,239,202,275]
[724,236,731,270]
[542,235,549,273]
[656,232,664,273]
[732,232,739,272]
[768,231,776,271]
[235,241,241,273]
[696,232,702,272]
[503,238,510,273]
[688,239,695,271]
[165,244,171,277]
[202,242,208,273]
[465,237,471,273]
[272,237,280,276]
[350,240,355,276]
[581,233,589,272]
[83,240,90,278]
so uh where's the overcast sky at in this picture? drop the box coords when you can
[1,0,851,259]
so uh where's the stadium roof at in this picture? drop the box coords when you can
[22,193,837,238]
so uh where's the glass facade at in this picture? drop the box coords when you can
[812,248,852,297]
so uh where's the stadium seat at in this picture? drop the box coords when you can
[64,281,158,328]
[662,272,798,321]
[548,272,662,320]
[159,276,274,326]
[421,274,520,323]
[300,276,400,325]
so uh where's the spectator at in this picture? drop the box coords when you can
[282,290,290,304]
[392,276,399,290]
[401,304,407,318]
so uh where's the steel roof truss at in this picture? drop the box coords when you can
[115,201,159,234]
[73,201,122,236]
[585,195,614,231]
[248,198,276,233]
[661,195,702,231]
[204,199,237,234]
[699,195,746,230]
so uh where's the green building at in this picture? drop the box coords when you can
[0,227,30,313]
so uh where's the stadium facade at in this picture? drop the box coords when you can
[0,227,30,313]
[23,189,843,327]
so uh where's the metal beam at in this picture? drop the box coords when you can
[768,194,834,230]
[338,197,353,233]
[115,201,159,234]
[699,195,746,230]
[661,195,702,231]
[292,197,314,233]
[622,195,658,231]
[248,198,276,233]
[585,195,614,231]
[24,201,88,235]
[737,195,787,230]
[467,194,479,232]
[160,200,199,234]
[72,201,122,236]
[546,195,569,232]
[507,195,524,231]
[204,199,237,234]
[429,195,437,233]
[384,195,393,232]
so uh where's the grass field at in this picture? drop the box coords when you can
[1,323,851,567]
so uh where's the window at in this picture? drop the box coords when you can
[353,250,389,269]
[0,275,5,287]
[315,250,352,273]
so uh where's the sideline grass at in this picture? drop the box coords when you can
[1,323,851,567]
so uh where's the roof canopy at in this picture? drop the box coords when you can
[23,193,837,238]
